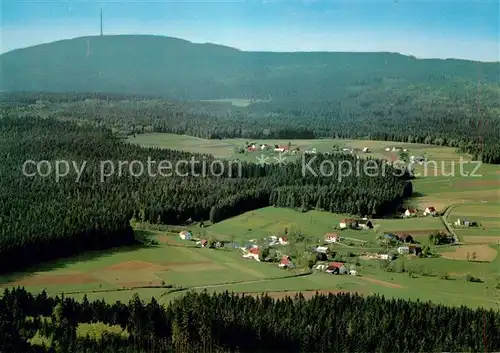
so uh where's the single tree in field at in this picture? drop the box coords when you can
[471,252,477,261]
[399,151,409,163]
[259,247,270,262]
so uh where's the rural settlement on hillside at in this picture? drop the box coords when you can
[0,33,499,353]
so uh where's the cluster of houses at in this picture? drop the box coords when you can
[381,233,422,255]
[338,147,370,154]
[314,262,357,276]
[410,155,426,164]
[385,146,408,152]
[403,206,437,218]
[266,235,289,246]
[240,233,290,263]
[304,148,317,154]
[339,218,374,230]
[178,230,224,248]
[453,218,478,227]
[246,143,291,153]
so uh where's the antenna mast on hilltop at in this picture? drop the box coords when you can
[100,6,103,36]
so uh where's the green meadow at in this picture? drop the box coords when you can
[2,134,498,310]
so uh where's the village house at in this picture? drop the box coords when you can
[358,219,374,230]
[408,245,422,256]
[397,246,410,255]
[384,147,391,152]
[324,233,340,243]
[410,156,425,164]
[339,218,358,229]
[399,234,414,244]
[314,246,329,254]
[274,145,289,153]
[326,262,347,275]
[423,206,437,216]
[379,253,396,260]
[278,255,295,269]
[384,233,400,242]
[197,239,208,248]
[242,247,260,262]
[362,147,371,153]
[267,236,279,246]
[349,269,358,276]
[454,218,477,227]
[179,230,192,240]
[316,264,326,271]
[278,236,289,245]
[404,208,418,218]
[260,144,269,150]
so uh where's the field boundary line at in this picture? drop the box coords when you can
[439,292,500,305]
[160,271,313,297]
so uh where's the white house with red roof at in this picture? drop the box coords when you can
[324,233,340,243]
[423,206,437,216]
[278,255,294,269]
[325,262,347,275]
[274,145,289,153]
[242,247,260,262]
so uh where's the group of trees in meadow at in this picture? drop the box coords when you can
[0,116,411,272]
[2,91,499,163]
[2,287,499,353]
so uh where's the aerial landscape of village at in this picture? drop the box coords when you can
[0,1,499,352]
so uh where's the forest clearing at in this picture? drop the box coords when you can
[2,134,499,310]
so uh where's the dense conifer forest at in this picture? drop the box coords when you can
[1,287,499,352]
[2,91,499,163]
[0,116,411,272]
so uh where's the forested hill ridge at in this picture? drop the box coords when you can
[1,35,499,100]
[0,116,412,272]
[2,90,500,163]
[1,35,500,163]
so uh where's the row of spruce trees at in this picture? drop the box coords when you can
[1,287,499,353]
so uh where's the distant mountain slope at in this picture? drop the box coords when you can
[1,35,499,100]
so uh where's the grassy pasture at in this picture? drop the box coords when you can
[2,209,499,309]
[4,134,499,310]
[0,232,292,299]
[127,132,499,212]
[127,133,468,162]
